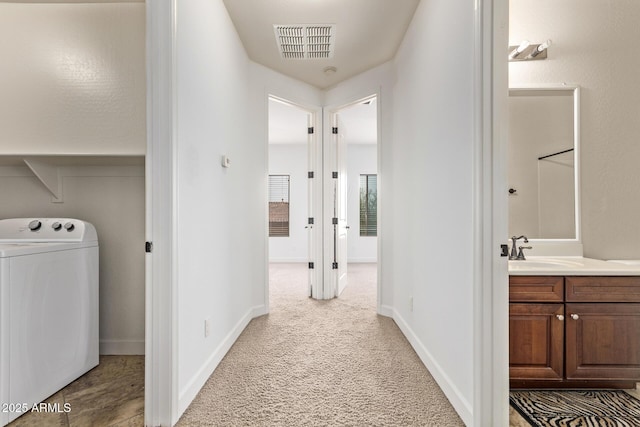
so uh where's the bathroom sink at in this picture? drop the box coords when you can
[508,256,640,275]
[509,258,584,269]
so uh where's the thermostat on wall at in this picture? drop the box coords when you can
[221,155,231,168]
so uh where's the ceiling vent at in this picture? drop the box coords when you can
[274,24,335,59]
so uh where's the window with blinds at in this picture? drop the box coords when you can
[360,174,377,236]
[269,175,290,237]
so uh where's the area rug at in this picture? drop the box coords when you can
[510,390,640,427]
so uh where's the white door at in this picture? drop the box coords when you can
[324,112,349,297]
[306,112,324,298]
[335,115,349,296]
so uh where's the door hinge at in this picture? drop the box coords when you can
[308,217,314,225]
[332,262,339,269]
[145,241,153,253]
[308,171,314,178]
[332,217,338,225]
[308,126,314,134]
[332,127,338,134]
[332,171,338,179]
[309,262,314,269]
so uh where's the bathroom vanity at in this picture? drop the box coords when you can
[509,258,640,389]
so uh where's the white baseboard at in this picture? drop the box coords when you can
[268,258,307,263]
[392,309,473,426]
[252,304,268,317]
[100,339,145,355]
[347,258,377,263]
[177,305,262,417]
[378,304,394,317]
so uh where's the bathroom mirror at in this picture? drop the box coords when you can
[508,86,580,241]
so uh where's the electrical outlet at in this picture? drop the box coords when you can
[204,318,211,338]
[410,296,413,312]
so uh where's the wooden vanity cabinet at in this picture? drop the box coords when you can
[510,275,640,388]
[565,276,640,381]
[509,276,565,382]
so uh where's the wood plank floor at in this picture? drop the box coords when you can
[8,355,144,427]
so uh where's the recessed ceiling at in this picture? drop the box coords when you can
[223,0,420,89]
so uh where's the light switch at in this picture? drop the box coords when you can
[221,155,231,168]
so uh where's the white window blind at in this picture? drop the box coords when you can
[360,174,377,236]
[269,175,290,237]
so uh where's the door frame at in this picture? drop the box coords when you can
[474,0,510,424]
[323,92,381,305]
[265,94,323,306]
[145,0,178,425]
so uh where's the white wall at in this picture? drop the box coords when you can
[389,1,475,422]
[347,144,377,262]
[509,0,640,259]
[268,144,308,262]
[0,3,146,156]
[173,0,323,419]
[174,0,255,414]
[325,2,478,423]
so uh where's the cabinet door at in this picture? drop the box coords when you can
[566,303,640,380]
[509,303,564,380]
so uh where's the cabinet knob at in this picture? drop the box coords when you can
[571,314,579,320]
[556,314,565,321]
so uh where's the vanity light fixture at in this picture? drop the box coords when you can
[508,40,530,60]
[508,39,552,62]
[528,39,552,58]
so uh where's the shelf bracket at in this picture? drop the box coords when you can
[23,159,63,203]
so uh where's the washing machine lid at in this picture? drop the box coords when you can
[0,218,98,244]
[0,242,96,258]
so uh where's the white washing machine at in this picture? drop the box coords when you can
[0,218,98,425]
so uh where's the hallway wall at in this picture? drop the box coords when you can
[173,0,323,420]
[326,1,478,423]
[389,1,476,422]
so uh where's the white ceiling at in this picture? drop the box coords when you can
[223,0,420,89]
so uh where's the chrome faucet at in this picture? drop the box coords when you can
[516,245,532,260]
[509,235,528,260]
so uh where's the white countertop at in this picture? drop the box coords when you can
[508,256,640,276]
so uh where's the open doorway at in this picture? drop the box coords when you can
[267,94,379,306]
[267,96,318,303]
[325,95,379,304]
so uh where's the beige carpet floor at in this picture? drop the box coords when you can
[177,263,463,426]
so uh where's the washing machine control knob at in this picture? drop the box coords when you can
[64,222,75,232]
[28,220,42,231]
[52,222,62,231]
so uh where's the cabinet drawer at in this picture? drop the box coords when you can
[566,276,640,302]
[509,276,564,302]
